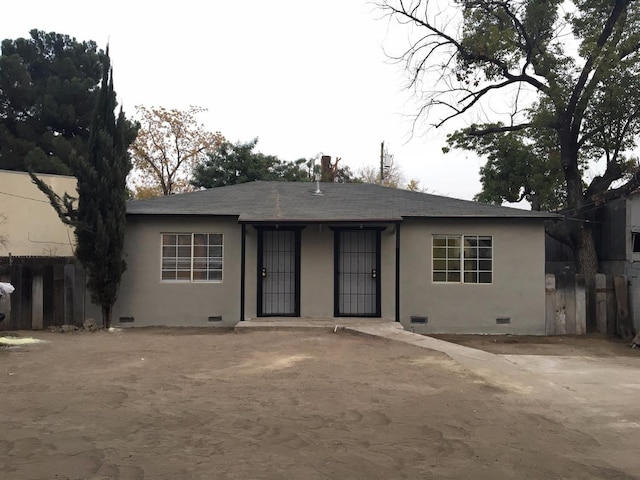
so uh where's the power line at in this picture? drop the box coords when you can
[0,190,51,203]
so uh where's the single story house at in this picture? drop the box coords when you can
[100,181,557,334]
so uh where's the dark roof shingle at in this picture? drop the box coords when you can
[126,181,557,221]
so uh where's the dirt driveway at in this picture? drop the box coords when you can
[1,329,639,479]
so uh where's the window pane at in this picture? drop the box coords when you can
[209,234,223,246]
[433,237,447,247]
[193,270,207,281]
[464,271,477,283]
[433,271,446,282]
[161,233,223,282]
[463,246,476,258]
[460,236,492,283]
[633,233,640,253]
[176,270,191,281]
[478,237,492,248]
[447,259,460,271]
[479,272,492,283]
[208,259,223,269]
[162,258,177,269]
[433,235,464,283]
[447,237,461,247]
[464,237,478,248]
[433,259,446,270]
[177,257,191,269]
[479,259,492,271]
[161,270,176,280]
[193,258,207,269]
[163,234,177,246]
[193,234,207,246]
[448,247,460,259]
[447,271,460,282]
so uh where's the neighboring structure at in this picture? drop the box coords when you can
[0,170,76,257]
[96,181,556,334]
[546,192,640,332]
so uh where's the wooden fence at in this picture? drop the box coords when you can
[545,273,633,338]
[0,256,85,331]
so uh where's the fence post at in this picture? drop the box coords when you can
[606,275,617,336]
[595,273,607,334]
[575,274,586,335]
[73,264,85,326]
[63,264,75,325]
[614,275,633,341]
[32,273,43,330]
[0,271,11,332]
[555,276,567,335]
[545,274,556,335]
[53,265,65,326]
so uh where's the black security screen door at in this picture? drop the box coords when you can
[258,229,300,316]
[335,230,381,317]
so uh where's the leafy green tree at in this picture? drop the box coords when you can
[0,29,104,174]
[30,49,138,328]
[191,138,309,188]
[378,0,640,275]
[444,124,566,211]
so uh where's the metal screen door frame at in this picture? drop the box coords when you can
[257,228,301,317]
[334,228,382,317]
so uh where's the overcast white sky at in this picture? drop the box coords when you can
[4,0,487,200]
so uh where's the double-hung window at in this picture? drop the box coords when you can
[161,233,223,282]
[432,235,492,284]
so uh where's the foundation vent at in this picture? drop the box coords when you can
[496,317,511,325]
[410,316,428,324]
[119,316,134,323]
[208,316,223,322]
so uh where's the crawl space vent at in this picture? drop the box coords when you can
[410,316,428,324]
[119,316,134,323]
[496,317,511,325]
[208,316,222,322]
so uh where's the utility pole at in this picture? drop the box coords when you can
[380,141,385,183]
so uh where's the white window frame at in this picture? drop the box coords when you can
[160,233,223,283]
[432,234,493,284]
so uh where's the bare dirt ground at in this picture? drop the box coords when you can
[1,328,639,480]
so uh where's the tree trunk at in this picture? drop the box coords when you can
[574,226,598,277]
[560,135,600,276]
[101,304,112,329]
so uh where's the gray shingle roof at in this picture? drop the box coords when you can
[126,181,558,221]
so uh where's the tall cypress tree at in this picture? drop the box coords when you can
[31,48,138,328]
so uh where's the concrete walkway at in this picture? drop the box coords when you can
[346,322,566,395]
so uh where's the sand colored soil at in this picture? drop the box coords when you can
[1,329,639,479]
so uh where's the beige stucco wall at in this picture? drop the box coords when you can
[0,170,76,256]
[103,215,546,333]
[399,219,546,334]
